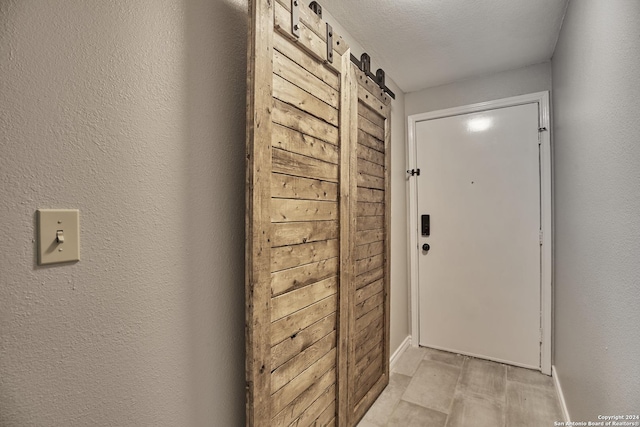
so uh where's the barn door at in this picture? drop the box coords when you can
[245,0,353,425]
[347,65,392,424]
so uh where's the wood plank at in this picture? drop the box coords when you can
[356,216,384,232]
[355,241,384,261]
[356,254,384,276]
[355,279,384,307]
[358,188,385,204]
[274,0,348,56]
[358,129,384,153]
[271,221,338,248]
[271,330,336,393]
[271,199,338,223]
[273,31,339,91]
[271,348,336,416]
[272,148,338,183]
[273,1,339,74]
[357,142,385,166]
[355,318,383,362]
[355,291,384,320]
[355,267,384,290]
[358,114,385,141]
[356,229,385,245]
[313,398,337,427]
[271,173,338,202]
[357,171,385,190]
[355,357,383,403]
[273,73,339,126]
[273,99,339,145]
[352,375,387,424]
[271,258,338,297]
[271,276,338,322]
[273,123,339,164]
[358,157,385,179]
[354,67,392,106]
[292,385,336,427]
[272,313,335,370]
[356,304,384,336]
[357,202,385,217]
[246,0,274,424]
[271,368,335,427]
[358,102,385,128]
[271,295,337,346]
[358,81,387,114]
[274,49,339,108]
[355,343,383,379]
[271,239,338,272]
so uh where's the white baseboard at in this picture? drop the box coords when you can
[552,365,571,422]
[390,335,411,371]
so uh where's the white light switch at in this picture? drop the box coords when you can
[37,209,80,265]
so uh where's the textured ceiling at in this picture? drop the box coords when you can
[318,0,568,93]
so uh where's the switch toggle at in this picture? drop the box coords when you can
[37,209,80,265]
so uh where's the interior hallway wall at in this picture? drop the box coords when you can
[551,0,640,419]
[320,5,410,354]
[405,61,552,116]
[0,0,247,425]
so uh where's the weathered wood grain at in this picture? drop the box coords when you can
[357,158,385,179]
[271,257,338,297]
[356,229,385,246]
[273,99,339,145]
[357,188,384,204]
[273,48,339,108]
[357,172,385,190]
[271,348,336,416]
[271,198,338,223]
[273,124,339,165]
[356,202,385,217]
[355,279,384,305]
[358,103,385,129]
[313,398,337,427]
[271,220,338,248]
[355,267,384,290]
[271,276,338,322]
[271,330,336,393]
[271,368,336,426]
[355,291,384,320]
[357,142,385,166]
[271,313,335,370]
[271,295,337,346]
[272,148,338,183]
[355,254,384,276]
[355,241,384,261]
[358,114,385,141]
[271,173,338,202]
[292,384,336,427]
[271,239,338,272]
[356,216,384,232]
[273,31,339,91]
[273,73,339,126]
[358,129,384,153]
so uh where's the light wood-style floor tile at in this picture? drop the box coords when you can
[506,381,563,426]
[391,346,427,376]
[360,373,412,426]
[507,365,554,389]
[401,360,461,413]
[388,400,447,427]
[456,357,507,402]
[445,392,505,427]
[423,347,466,368]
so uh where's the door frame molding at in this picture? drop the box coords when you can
[406,92,552,375]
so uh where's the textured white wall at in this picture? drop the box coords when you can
[405,62,552,116]
[0,0,247,425]
[320,6,410,354]
[552,0,640,420]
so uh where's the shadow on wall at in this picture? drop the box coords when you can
[184,0,248,425]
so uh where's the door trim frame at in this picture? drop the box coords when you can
[406,92,552,375]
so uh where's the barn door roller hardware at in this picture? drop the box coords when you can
[351,53,396,99]
[309,1,322,18]
[291,0,300,38]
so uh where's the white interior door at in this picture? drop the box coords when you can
[416,103,541,369]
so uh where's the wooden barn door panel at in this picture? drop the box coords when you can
[246,0,352,426]
[347,65,392,425]
[247,2,391,425]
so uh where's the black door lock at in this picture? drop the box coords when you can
[422,243,430,252]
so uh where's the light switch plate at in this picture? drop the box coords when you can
[37,209,80,265]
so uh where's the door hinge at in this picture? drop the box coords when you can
[539,328,543,344]
[407,168,420,177]
[539,230,543,245]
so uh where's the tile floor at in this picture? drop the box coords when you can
[357,346,563,427]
